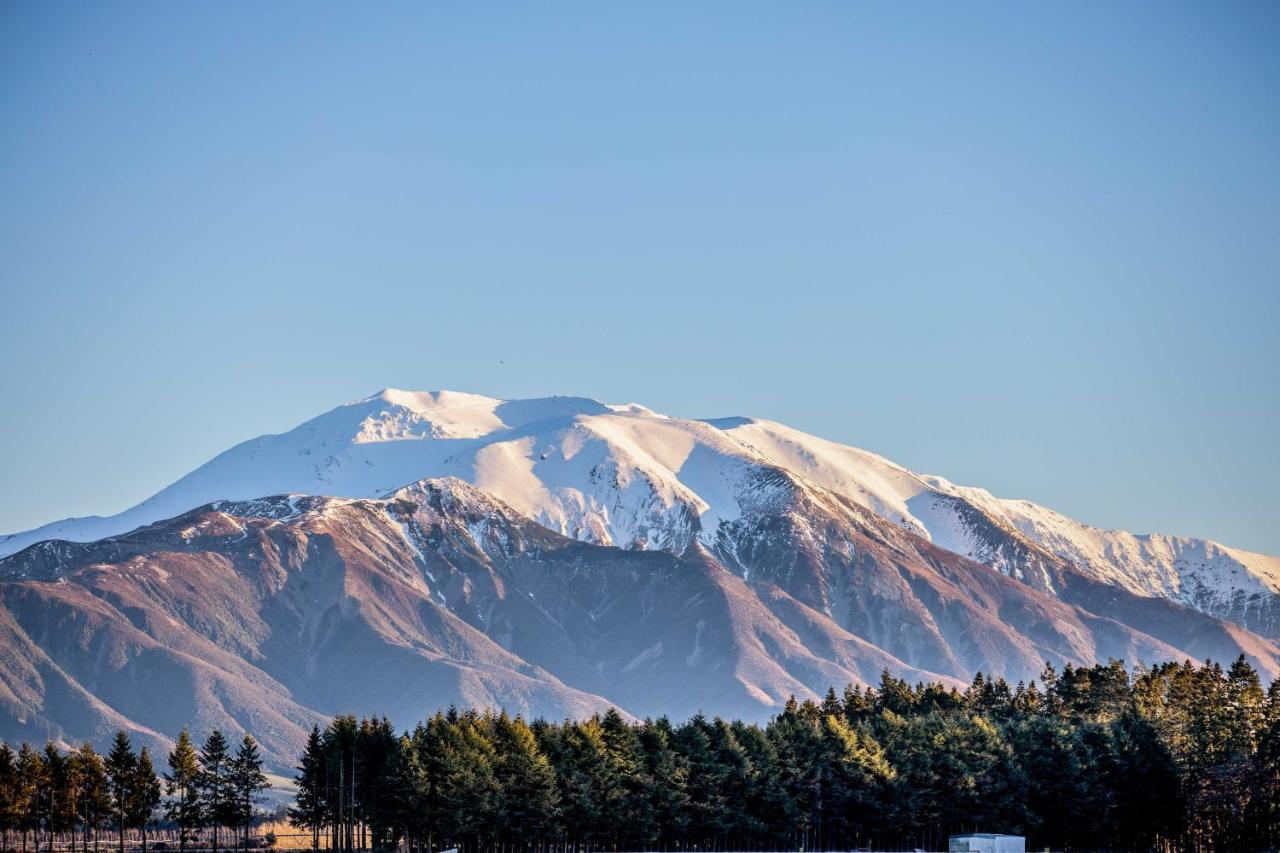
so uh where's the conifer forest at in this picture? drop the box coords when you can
[2,658,1278,852]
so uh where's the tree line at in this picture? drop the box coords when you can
[0,729,268,853]
[2,655,1277,852]
[288,657,1279,853]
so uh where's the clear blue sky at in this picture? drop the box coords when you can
[2,2,1278,553]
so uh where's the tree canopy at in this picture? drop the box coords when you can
[2,656,1278,852]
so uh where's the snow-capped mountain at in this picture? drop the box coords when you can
[5,474,1277,767]
[4,388,1278,638]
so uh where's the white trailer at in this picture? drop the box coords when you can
[948,833,1026,853]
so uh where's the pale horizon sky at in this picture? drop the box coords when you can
[2,2,1278,553]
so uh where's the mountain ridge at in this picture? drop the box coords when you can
[5,388,1276,639]
[5,474,1278,770]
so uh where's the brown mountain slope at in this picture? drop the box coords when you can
[1,477,1276,768]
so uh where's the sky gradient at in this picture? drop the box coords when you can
[2,2,1278,553]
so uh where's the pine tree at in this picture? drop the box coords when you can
[165,730,202,853]
[386,730,429,853]
[454,712,501,849]
[841,684,871,723]
[15,743,45,853]
[1108,711,1182,850]
[638,718,690,848]
[229,736,269,852]
[539,717,608,849]
[598,709,655,850]
[820,687,842,718]
[127,749,161,853]
[71,745,109,853]
[730,720,791,848]
[1254,680,1280,848]
[322,716,358,853]
[354,718,398,851]
[198,731,234,853]
[104,732,135,853]
[422,717,472,849]
[818,714,894,848]
[769,701,824,849]
[877,670,916,715]
[287,727,327,852]
[1008,712,1101,850]
[1226,655,1266,754]
[0,744,18,853]
[708,718,754,845]
[673,715,733,848]
[490,713,559,846]
[61,743,86,853]
[41,742,67,853]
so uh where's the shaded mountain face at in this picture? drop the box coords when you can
[4,389,1277,640]
[3,477,1278,769]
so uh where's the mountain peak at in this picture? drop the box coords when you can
[2,387,1277,645]
[364,387,503,414]
[340,388,511,443]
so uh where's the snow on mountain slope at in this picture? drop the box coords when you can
[0,390,608,555]
[3,388,1277,638]
[702,419,1280,629]
[921,477,1280,620]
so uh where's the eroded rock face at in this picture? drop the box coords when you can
[3,477,1278,769]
